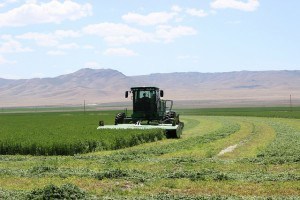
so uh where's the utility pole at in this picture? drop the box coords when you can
[84,100,86,113]
[290,94,292,112]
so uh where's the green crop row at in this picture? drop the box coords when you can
[1,165,299,183]
[0,112,165,155]
[255,121,300,164]
[2,185,298,200]
[0,129,164,155]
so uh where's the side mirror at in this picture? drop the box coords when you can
[125,91,129,98]
[160,90,164,97]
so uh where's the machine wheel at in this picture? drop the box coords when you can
[163,111,176,124]
[166,111,176,118]
[166,130,177,138]
[179,121,184,129]
[162,116,172,124]
[115,112,125,125]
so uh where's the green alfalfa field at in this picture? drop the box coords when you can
[0,107,299,199]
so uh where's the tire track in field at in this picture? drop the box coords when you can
[217,120,257,157]
[217,118,276,159]
[170,117,255,158]
[217,144,238,156]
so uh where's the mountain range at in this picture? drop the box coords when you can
[1,68,299,107]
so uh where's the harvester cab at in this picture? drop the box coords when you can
[98,87,184,138]
[125,87,170,123]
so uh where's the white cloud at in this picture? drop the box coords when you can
[0,55,16,65]
[171,5,183,13]
[17,32,58,47]
[211,0,259,12]
[47,50,66,56]
[0,34,14,40]
[0,37,32,53]
[0,55,8,64]
[103,48,137,57]
[83,23,154,46]
[155,25,197,43]
[83,23,197,45]
[0,0,18,8]
[83,45,94,49]
[122,12,176,26]
[0,0,92,27]
[186,8,208,17]
[54,30,81,38]
[57,43,79,50]
[17,30,80,47]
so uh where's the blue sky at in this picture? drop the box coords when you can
[0,0,299,79]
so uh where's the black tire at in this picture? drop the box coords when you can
[166,111,176,118]
[163,111,176,123]
[115,113,125,125]
[179,121,184,129]
[166,130,177,138]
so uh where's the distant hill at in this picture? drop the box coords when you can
[0,68,299,107]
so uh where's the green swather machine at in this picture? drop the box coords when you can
[97,87,184,138]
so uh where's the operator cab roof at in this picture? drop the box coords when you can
[131,87,159,91]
